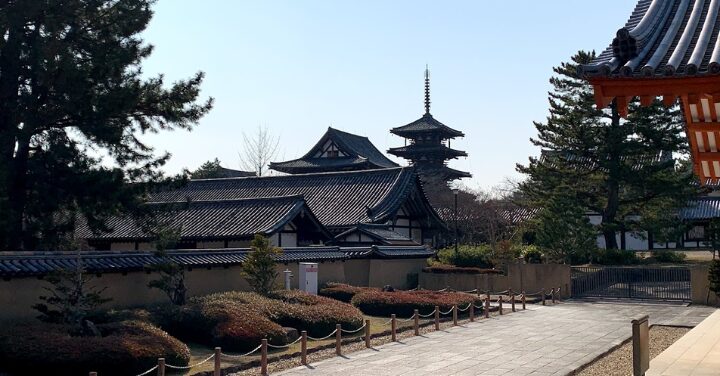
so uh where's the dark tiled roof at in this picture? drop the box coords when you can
[215,167,256,178]
[391,113,464,139]
[416,164,472,179]
[270,127,398,174]
[540,150,673,171]
[679,196,720,219]
[334,223,418,245]
[388,144,468,159]
[0,247,347,278]
[77,195,328,241]
[152,167,441,229]
[341,245,435,259]
[581,0,720,77]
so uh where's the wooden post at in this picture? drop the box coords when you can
[470,304,475,322]
[413,309,419,336]
[301,331,308,365]
[522,291,526,310]
[557,286,562,301]
[551,288,556,304]
[632,315,650,376]
[335,324,342,355]
[542,288,546,306]
[214,347,221,376]
[511,294,516,312]
[484,296,490,318]
[452,305,458,326]
[498,296,503,315]
[261,339,268,376]
[434,306,440,330]
[157,358,165,376]
[364,319,371,348]
[391,314,397,342]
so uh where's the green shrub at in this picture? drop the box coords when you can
[521,245,543,264]
[651,250,687,263]
[351,290,482,317]
[0,320,189,376]
[156,290,363,351]
[436,244,494,268]
[319,282,376,303]
[594,248,639,265]
[422,265,502,274]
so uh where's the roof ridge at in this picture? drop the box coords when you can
[146,195,306,206]
[190,166,410,181]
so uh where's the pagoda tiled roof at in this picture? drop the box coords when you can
[270,127,398,174]
[581,0,720,78]
[77,195,329,241]
[388,144,468,159]
[391,113,464,139]
[150,167,444,230]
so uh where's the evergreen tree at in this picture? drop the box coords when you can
[517,51,697,250]
[0,1,213,250]
[242,234,282,295]
[147,226,187,305]
[533,185,597,264]
[190,158,225,179]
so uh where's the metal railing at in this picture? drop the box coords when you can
[571,266,691,301]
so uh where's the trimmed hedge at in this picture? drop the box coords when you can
[0,320,189,376]
[422,265,502,275]
[319,282,377,302]
[351,290,483,317]
[157,290,363,351]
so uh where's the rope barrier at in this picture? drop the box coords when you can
[340,323,367,333]
[436,287,450,292]
[438,308,454,315]
[457,303,472,312]
[398,315,416,323]
[473,304,484,310]
[417,309,437,318]
[220,344,263,359]
[165,354,215,369]
[135,365,159,376]
[307,329,339,341]
[267,336,303,349]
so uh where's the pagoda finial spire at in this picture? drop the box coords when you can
[424,65,431,115]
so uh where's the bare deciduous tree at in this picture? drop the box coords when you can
[238,125,280,176]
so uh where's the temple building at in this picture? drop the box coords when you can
[269,127,398,174]
[388,68,471,186]
[579,0,720,185]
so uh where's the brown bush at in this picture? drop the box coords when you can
[0,320,189,376]
[319,282,377,302]
[351,290,482,317]
[423,265,503,274]
[271,290,364,336]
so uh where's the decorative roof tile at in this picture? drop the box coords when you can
[581,0,720,77]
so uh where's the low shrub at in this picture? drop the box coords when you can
[436,244,494,268]
[422,265,502,274]
[0,320,189,376]
[156,290,363,351]
[594,248,639,265]
[351,290,482,317]
[521,245,543,264]
[651,250,687,264]
[319,282,376,303]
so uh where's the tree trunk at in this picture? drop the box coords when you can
[602,100,622,250]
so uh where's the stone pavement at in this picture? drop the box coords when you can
[275,301,717,376]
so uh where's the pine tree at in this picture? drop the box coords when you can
[517,51,697,250]
[0,1,213,250]
[242,234,282,295]
[190,158,225,179]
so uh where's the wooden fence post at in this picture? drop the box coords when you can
[413,309,419,336]
[214,347,221,376]
[557,286,562,301]
[261,339,268,376]
[498,296,503,315]
[335,324,342,355]
[470,303,475,322]
[452,305,458,326]
[391,315,397,342]
[301,331,308,365]
[511,294,516,312]
[552,288,556,304]
[522,291,526,310]
[434,306,440,330]
[484,296,490,318]
[542,288,546,306]
[364,319,371,348]
[157,358,165,376]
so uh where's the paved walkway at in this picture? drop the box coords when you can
[275,301,716,376]
[648,309,720,376]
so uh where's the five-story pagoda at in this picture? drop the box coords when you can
[388,68,471,186]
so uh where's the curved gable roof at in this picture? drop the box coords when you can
[152,167,439,228]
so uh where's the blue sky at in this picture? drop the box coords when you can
[141,0,636,190]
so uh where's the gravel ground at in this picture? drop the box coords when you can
[576,326,690,376]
